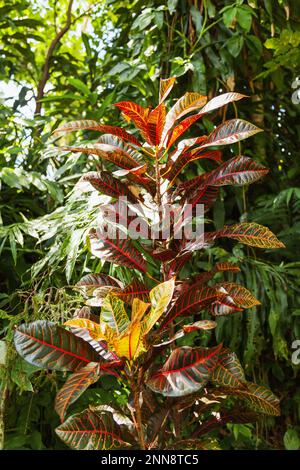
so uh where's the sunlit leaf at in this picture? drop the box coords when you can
[100,293,129,335]
[166,92,247,147]
[142,279,175,335]
[159,76,176,103]
[114,101,151,142]
[53,120,141,146]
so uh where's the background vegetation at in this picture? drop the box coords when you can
[0,0,300,450]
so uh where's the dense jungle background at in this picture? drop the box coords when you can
[0,0,300,450]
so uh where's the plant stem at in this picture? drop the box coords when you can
[133,368,146,450]
[0,383,8,450]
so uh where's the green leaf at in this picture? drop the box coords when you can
[190,6,202,33]
[131,9,154,31]
[236,6,253,32]
[222,7,237,28]
[284,428,300,450]
[68,78,90,96]
[226,35,244,57]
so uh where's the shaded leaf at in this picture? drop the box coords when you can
[55,362,101,422]
[14,321,101,371]
[147,344,222,397]
[212,348,246,388]
[56,408,131,450]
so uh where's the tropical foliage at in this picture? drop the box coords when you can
[13,82,283,449]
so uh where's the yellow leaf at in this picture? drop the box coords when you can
[131,298,150,323]
[143,279,175,335]
[113,322,141,360]
[64,318,105,341]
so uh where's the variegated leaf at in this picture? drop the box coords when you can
[80,171,138,202]
[147,344,222,397]
[76,273,123,297]
[53,120,141,147]
[159,76,176,103]
[100,294,129,335]
[114,280,150,305]
[215,282,261,309]
[234,382,280,416]
[211,348,247,388]
[14,320,101,371]
[89,229,147,273]
[114,101,151,142]
[160,285,223,331]
[142,279,175,335]
[56,408,131,449]
[202,156,268,186]
[166,92,247,148]
[55,362,102,422]
[200,119,262,148]
[161,92,207,145]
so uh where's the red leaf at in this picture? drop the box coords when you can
[114,101,151,143]
[147,103,166,145]
[54,120,141,147]
[160,285,223,330]
[14,321,101,371]
[89,229,147,272]
[166,92,247,148]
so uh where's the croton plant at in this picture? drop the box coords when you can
[14,77,284,450]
